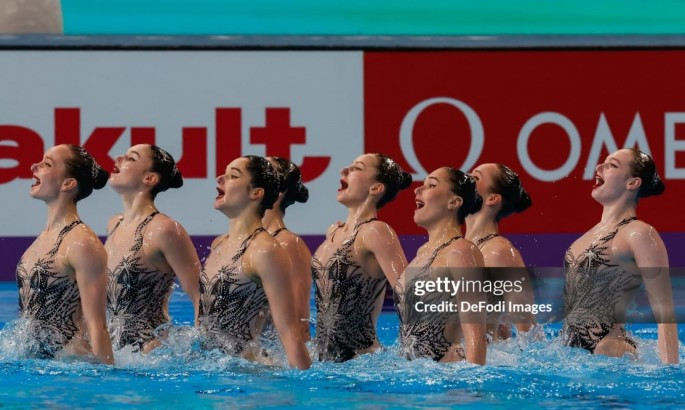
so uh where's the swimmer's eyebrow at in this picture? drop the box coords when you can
[229,167,243,174]
[427,176,439,183]
[44,156,54,163]
[472,169,482,175]
[353,161,366,168]
[611,158,621,165]
[128,150,140,159]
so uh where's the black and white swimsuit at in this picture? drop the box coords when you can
[16,220,83,358]
[199,228,269,355]
[107,211,175,350]
[394,236,465,361]
[562,217,639,353]
[311,218,387,362]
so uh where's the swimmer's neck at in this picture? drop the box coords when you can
[119,192,157,222]
[262,207,285,234]
[425,218,463,248]
[228,212,264,239]
[600,202,637,226]
[343,201,377,231]
[464,212,499,243]
[44,198,79,233]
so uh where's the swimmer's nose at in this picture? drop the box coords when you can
[414,185,424,195]
[216,175,225,185]
[30,162,38,173]
[340,167,349,177]
[114,155,124,164]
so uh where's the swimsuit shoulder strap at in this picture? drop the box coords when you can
[47,220,83,258]
[421,235,462,271]
[599,216,638,244]
[475,233,499,248]
[231,227,266,264]
[271,227,287,238]
[108,216,124,236]
[129,211,160,253]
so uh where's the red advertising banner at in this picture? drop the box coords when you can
[365,51,685,234]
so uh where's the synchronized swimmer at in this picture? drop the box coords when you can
[15,145,680,367]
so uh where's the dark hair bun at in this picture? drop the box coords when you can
[169,169,184,189]
[295,183,309,203]
[629,149,665,198]
[492,164,532,221]
[93,166,109,190]
[148,145,183,198]
[399,171,412,190]
[269,156,309,214]
[516,190,533,213]
[64,145,108,202]
[373,153,413,209]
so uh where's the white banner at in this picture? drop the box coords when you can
[0,51,363,236]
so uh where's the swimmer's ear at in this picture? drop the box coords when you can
[62,177,77,193]
[369,182,385,197]
[250,187,265,201]
[447,195,463,211]
[626,176,642,192]
[485,193,502,207]
[143,172,159,189]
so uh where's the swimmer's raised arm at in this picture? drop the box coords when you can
[69,231,114,365]
[152,219,201,324]
[251,239,311,370]
[628,222,678,364]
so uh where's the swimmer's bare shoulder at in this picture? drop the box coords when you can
[358,219,400,246]
[444,239,484,269]
[480,236,523,267]
[147,213,190,242]
[615,219,667,266]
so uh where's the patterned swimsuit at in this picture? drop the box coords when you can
[199,228,269,355]
[16,220,83,357]
[311,218,387,362]
[562,217,639,352]
[107,211,175,350]
[394,236,465,361]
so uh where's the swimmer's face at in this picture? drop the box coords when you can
[215,157,255,215]
[591,149,638,203]
[109,144,156,193]
[29,145,72,201]
[337,154,380,206]
[413,168,460,227]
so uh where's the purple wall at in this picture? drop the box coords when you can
[3,233,685,281]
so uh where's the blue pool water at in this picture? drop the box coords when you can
[1,281,684,408]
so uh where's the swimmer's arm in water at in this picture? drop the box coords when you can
[69,231,114,365]
[449,243,487,365]
[627,222,679,364]
[152,218,202,325]
[360,220,408,288]
[481,240,535,332]
[250,238,311,370]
